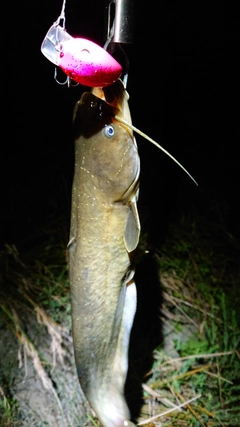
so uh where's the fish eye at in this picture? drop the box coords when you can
[104,125,115,138]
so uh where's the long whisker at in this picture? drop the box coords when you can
[115,115,198,186]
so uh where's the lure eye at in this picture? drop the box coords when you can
[104,125,115,138]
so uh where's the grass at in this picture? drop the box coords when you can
[139,214,240,426]
[139,275,240,426]
[0,213,239,426]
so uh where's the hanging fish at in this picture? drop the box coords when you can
[68,78,197,427]
[68,79,139,427]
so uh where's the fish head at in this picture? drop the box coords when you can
[73,80,140,203]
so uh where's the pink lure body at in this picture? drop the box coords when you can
[58,38,122,87]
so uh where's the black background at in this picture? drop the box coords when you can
[3,0,239,247]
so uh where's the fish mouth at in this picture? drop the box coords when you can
[92,79,132,122]
[92,79,126,108]
[73,79,133,139]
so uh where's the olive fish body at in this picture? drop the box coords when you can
[68,80,140,427]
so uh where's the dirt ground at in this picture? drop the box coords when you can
[0,308,92,427]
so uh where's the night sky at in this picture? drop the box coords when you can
[3,0,239,248]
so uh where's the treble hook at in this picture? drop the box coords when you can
[54,68,79,87]
[54,67,69,85]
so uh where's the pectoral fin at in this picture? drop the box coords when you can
[124,201,140,252]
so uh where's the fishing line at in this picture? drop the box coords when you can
[115,115,198,186]
[58,0,67,28]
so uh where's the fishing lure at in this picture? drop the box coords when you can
[41,25,122,87]
[41,0,122,87]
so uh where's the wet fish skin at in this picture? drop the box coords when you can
[68,80,140,427]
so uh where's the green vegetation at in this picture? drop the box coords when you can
[139,215,240,426]
[0,390,19,427]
